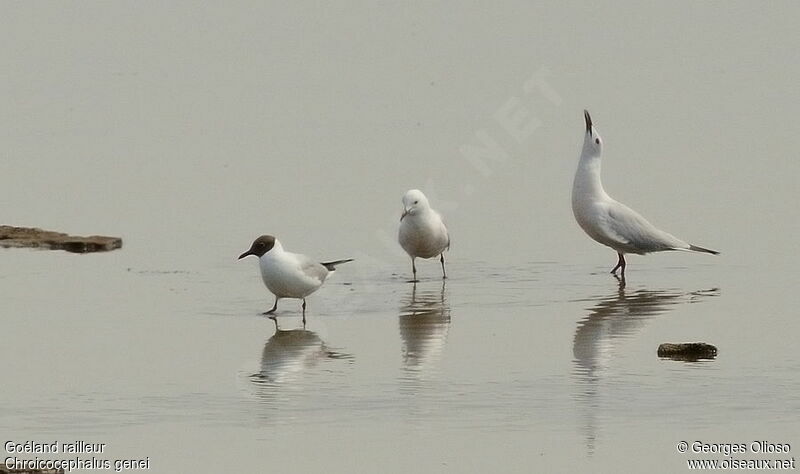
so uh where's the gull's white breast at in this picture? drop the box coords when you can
[259,252,326,298]
[399,212,449,259]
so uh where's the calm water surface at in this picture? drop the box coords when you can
[3,252,797,472]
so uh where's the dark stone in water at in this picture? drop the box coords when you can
[658,342,717,361]
[0,225,122,254]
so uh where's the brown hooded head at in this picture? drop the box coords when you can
[238,235,276,259]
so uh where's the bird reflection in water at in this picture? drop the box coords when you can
[572,281,719,454]
[399,281,451,382]
[251,318,352,390]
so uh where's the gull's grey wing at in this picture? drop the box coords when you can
[599,201,688,254]
[435,210,450,251]
[298,256,330,283]
[441,219,450,251]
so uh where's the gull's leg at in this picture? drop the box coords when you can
[302,299,307,326]
[440,254,447,279]
[409,257,419,283]
[612,272,626,289]
[263,297,279,315]
[610,253,626,278]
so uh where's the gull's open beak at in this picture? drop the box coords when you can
[584,109,592,135]
[238,249,253,260]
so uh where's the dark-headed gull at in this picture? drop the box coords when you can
[238,235,352,319]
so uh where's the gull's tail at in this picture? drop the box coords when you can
[688,244,719,255]
[321,259,354,271]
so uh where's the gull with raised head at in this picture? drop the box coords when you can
[398,189,450,282]
[572,110,718,280]
[238,235,352,319]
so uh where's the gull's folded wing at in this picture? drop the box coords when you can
[600,201,688,254]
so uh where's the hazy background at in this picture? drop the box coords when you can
[2,2,798,473]
[3,1,798,267]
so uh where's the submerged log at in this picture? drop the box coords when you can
[0,226,122,253]
[658,342,717,361]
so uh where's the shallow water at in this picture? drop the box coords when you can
[3,2,800,473]
[3,253,798,472]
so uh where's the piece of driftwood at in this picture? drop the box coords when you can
[658,342,717,361]
[0,226,122,253]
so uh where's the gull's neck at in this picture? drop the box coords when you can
[573,150,608,202]
[409,206,433,219]
[417,206,433,217]
[262,240,286,260]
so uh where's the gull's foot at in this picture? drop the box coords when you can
[406,279,420,283]
[262,309,277,315]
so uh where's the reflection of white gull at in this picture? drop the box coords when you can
[572,282,718,453]
[252,320,352,387]
[398,282,451,373]
[572,110,718,281]
[572,285,717,372]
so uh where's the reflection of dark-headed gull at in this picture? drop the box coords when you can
[253,322,352,386]
[572,111,718,280]
[238,235,352,318]
[398,189,450,282]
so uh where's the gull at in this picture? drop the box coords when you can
[238,235,352,320]
[398,189,450,282]
[572,110,718,280]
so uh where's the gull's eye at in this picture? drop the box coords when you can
[414,200,419,205]
[595,138,600,145]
